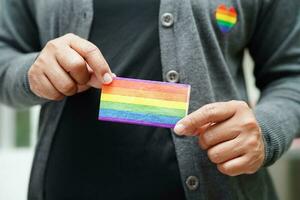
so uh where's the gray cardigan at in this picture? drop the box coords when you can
[0,0,300,199]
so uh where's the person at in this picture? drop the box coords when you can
[0,0,299,199]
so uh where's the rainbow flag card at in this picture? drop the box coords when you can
[98,77,191,128]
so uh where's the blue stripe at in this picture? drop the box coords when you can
[99,108,181,125]
[218,23,231,33]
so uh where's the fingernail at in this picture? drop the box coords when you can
[103,73,112,84]
[174,124,186,135]
[112,73,117,78]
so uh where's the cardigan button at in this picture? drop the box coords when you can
[83,12,88,19]
[161,13,174,27]
[186,176,199,191]
[166,70,179,83]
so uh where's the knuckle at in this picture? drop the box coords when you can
[51,93,64,101]
[242,118,258,130]
[61,82,77,95]
[84,43,99,57]
[208,149,221,163]
[33,58,46,71]
[203,132,213,146]
[46,39,59,50]
[28,64,43,81]
[217,164,231,175]
[238,101,249,108]
[247,135,259,148]
[64,33,76,38]
[47,89,64,100]
[202,104,218,120]
[186,115,198,129]
[62,33,78,43]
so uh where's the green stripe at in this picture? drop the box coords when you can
[101,101,186,118]
[217,20,234,27]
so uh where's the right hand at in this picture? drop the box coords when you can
[28,33,114,100]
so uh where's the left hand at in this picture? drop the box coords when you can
[174,100,265,176]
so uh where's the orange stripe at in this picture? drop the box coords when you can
[217,9,237,17]
[102,86,188,102]
[107,79,189,95]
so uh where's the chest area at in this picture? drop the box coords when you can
[35,0,260,45]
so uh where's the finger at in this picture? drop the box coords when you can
[87,73,103,89]
[43,59,78,96]
[207,136,245,164]
[189,123,212,138]
[174,101,237,135]
[199,119,240,149]
[37,74,64,100]
[86,66,116,88]
[86,64,102,89]
[56,46,90,85]
[217,155,249,176]
[66,34,113,84]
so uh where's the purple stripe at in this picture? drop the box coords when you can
[113,77,190,88]
[219,26,231,33]
[98,117,175,128]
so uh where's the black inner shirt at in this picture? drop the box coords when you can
[44,0,185,199]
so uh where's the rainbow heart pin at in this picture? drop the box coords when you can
[215,4,238,33]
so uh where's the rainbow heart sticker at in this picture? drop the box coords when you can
[216,4,237,33]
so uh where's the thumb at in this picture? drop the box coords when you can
[173,102,236,136]
[86,65,116,89]
[87,73,102,89]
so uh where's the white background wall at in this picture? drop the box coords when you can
[0,149,34,200]
[0,106,39,200]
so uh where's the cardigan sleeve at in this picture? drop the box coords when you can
[248,0,300,166]
[0,0,48,108]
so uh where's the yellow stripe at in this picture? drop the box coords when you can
[216,13,237,24]
[101,94,187,110]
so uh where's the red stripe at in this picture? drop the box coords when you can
[107,79,189,95]
[217,4,237,17]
